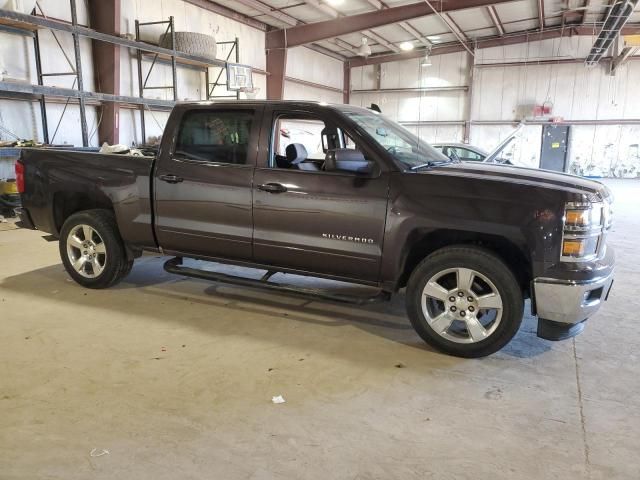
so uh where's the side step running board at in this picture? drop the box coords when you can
[163,257,391,305]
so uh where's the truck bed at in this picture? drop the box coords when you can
[19,148,157,248]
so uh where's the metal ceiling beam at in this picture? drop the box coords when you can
[537,0,545,30]
[443,12,470,42]
[586,0,639,66]
[423,1,475,56]
[187,0,267,30]
[581,0,592,24]
[302,0,339,18]
[234,0,300,26]
[487,6,505,35]
[266,0,516,49]
[363,29,401,52]
[303,0,399,54]
[610,45,638,73]
[306,43,347,60]
[358,0,432,48]
[399,21,432,47]
[347,24,640,67]
[333,38,360,55]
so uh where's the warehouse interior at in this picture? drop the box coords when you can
[1,0,639,478]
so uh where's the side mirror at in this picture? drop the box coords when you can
[324,149,374,174]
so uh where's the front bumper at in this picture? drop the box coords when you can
[533,272,614,325]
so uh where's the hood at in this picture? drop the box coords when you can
[483,123,525,163]
[424,161,610,199]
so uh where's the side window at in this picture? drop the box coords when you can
[452,147,484,161]
[272,115,329,171]
[175,110,253,165]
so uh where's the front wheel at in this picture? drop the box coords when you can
[59,209,132,289]
[406,246,524,358]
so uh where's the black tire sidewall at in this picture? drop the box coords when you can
[406,246,524,358]
[59,210,127,289]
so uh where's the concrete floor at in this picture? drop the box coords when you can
[1,179,638,479]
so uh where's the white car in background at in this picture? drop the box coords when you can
[432,124,525,166]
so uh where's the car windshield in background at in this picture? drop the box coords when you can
[343,110,450,170]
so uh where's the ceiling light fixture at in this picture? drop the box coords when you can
[326,0,344,5]
[357,37,372,57]
[427,35,441,40]
[399,41,414,51]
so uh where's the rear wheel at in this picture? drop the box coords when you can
[59,209,131,289]
[406,246,523,358]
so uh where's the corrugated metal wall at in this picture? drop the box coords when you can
[351,36,640,177]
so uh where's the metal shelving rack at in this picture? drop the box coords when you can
[134,16,239,142]
[0,1,240,147]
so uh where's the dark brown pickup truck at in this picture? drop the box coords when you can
[15,101,614,357]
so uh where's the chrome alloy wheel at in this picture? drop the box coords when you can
[66,224,107,278]
[421,267,503,344]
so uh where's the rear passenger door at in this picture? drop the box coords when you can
[154,105,262,260]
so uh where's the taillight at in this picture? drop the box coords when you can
[15,161,25,193]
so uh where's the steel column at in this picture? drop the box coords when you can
[32,29,49,144]
[170,16,178,101]
[70,0,88,146]
[266,48,286,100]
[343,63,350,104]
[135,20,146,143]
[88,0,120,145]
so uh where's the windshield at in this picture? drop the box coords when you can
[343,109,450,170]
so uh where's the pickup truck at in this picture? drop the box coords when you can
[15,101,615,358]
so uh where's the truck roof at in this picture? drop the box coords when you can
[175,99,369,113]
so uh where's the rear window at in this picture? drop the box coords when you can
[175,110,254,165]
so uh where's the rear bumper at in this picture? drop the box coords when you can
[532,272,614,325]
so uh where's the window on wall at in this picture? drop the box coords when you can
[175,110,254,165]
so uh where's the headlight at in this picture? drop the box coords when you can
[561,201,611,262]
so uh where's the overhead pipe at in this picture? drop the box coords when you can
[585,0,638,66]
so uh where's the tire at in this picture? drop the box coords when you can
[406,245,524,358]
[59,209,132,289]
[159,32,217,59]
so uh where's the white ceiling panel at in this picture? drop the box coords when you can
[502,19,539,34]
[369,24,416,43]
[448,7,495,32]
[494,0,538,23]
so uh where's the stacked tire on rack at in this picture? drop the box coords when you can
[159,32,217,59]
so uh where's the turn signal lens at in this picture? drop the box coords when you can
[562,239,585,256]
[565,209,590,226]
[562,237,598,258]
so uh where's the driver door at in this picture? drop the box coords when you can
[252,107,390,282]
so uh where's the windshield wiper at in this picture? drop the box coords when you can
[410,160,451,171]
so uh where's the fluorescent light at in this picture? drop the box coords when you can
[326,0,344,5]
[399,41,414,51]
[426,35,441,40]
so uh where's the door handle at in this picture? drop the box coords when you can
[258,183,287,193]
[159,174,184,184]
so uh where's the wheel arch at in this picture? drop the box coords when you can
[53,191,114,235]
[396,229,532,295]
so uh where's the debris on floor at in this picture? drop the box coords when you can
[89,448,109,457]
[271,395,286,404]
